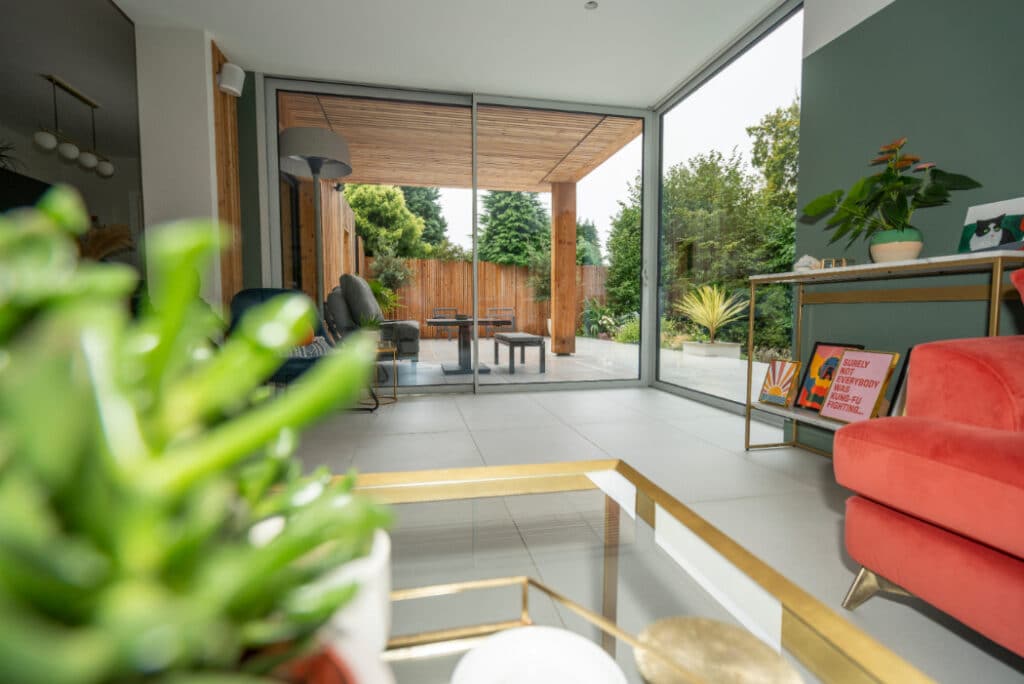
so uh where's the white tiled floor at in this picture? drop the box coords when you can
[298,388,1024,683]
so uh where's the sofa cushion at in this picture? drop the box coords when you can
[381,319,419,342]
[325,287,356,336]
[906,336,1024,431]
[340,274,382,325]
[835,416,1024,559]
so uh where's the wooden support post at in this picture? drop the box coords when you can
[551,182,576,355]
[211,41,242,307]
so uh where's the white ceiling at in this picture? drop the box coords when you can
[112,0,789,109]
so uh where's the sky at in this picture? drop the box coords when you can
[438,11,804,254]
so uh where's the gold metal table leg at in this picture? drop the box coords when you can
[601,495,620,657]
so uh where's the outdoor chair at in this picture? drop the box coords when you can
[432,306,458,340]
[325,274,420,362]
[484,306,515,337]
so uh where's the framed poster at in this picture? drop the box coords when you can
[888,347,914,417]
[958,198,1024,253]
[820,350,900,423]
[796,342,864,411]
[758,360,802,407]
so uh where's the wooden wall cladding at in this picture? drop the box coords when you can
[366,257,607,340]
[212,42,243,308]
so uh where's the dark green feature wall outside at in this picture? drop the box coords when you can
[237,76,262,289]
[794,0,1024,451]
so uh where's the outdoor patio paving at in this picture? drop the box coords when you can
[389,336,768,403]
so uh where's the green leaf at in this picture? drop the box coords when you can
[802,190,843,217]
[930,169,982,191]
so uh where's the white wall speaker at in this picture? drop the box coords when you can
[217,62,246,97]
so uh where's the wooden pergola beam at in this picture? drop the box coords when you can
[550,182,577,355]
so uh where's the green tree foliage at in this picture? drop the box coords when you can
[605,177,643,316]
[401,186,448,246]
[478,191,550,266]
[576,217,602,265]
[746,97,800,213]
[344,184,426,257]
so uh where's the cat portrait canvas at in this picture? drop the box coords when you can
[959,198,1024,253]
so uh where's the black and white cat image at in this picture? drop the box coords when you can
[970,214,1015,250]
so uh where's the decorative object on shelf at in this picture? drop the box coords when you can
[452,625,627,684]
[819,349,900,423]
[759,359,802,407]
[634,617,802,684]
[802,137,981,263]
[796,342,864,411]
[0,186,391,684]
[821,257,852,268]
[33,75,116,178]
[793,254,821,271]
[958,197,1024,253]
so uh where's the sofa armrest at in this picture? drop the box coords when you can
[905,336,1024,431]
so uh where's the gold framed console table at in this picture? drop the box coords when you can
[745,250,1024,454]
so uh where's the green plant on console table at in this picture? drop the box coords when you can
[0,186,390,684]
[803,137,981,245]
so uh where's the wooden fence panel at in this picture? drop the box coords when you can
[367,258,607,339]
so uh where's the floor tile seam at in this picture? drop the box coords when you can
[498,495,569,630]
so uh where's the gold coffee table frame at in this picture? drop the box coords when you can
[353,460,933,683]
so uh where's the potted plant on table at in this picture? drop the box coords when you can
[0,187,391,684]
[675,284,747,359]
[803,137,982,262]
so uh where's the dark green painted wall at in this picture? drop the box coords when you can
[237,77,262,288]
[795,0,1024,449]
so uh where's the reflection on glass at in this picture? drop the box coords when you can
[657,11,803,402]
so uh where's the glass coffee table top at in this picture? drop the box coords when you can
[353,460,932,683]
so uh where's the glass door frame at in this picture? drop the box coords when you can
[259,78,658,393]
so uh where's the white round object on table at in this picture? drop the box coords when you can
[452,626,627,684]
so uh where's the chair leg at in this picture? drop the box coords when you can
[842,566,912,610]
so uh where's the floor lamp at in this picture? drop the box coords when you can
[278,127,352,312]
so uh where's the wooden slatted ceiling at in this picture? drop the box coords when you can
[278,92,642,192]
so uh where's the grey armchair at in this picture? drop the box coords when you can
[324,274,420,361]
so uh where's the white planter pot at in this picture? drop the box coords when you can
[869,240,923,263]
[546,318,552,336]
[681,341,742,358]
[321,530,392,654]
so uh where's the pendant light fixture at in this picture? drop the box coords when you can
[33,75,113,178]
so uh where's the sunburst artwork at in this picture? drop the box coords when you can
[758,360,801,407]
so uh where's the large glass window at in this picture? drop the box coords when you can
[656,11,803,402]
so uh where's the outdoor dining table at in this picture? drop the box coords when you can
[426,316,513,374]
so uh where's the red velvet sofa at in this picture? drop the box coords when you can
[833,269,1024,656]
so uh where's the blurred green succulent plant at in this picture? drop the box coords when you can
[0,186,389,684]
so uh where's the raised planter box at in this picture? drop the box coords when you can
[681,341,742,359]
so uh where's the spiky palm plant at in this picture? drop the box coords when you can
[674,285,747,344]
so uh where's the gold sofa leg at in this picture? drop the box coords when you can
[842,567,912,610]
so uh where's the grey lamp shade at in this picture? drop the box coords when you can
[278,127,353,179]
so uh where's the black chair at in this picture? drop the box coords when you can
[433,306,458,340]
[484,306,515,337]
[228,288,328,385]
